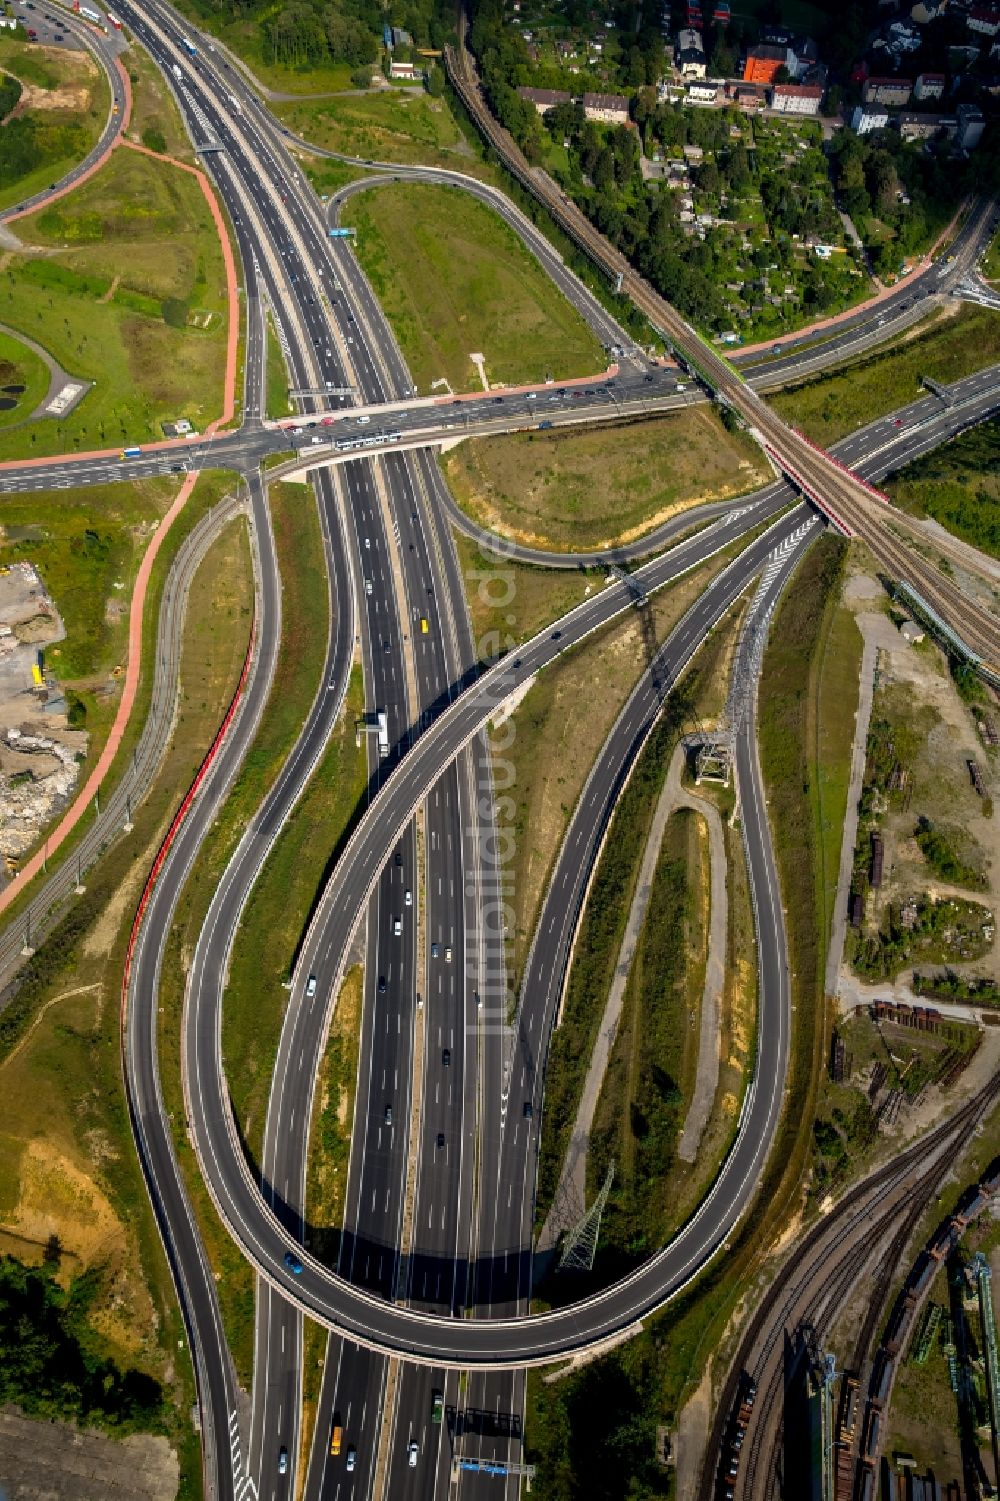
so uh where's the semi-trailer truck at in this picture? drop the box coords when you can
[181,35,197,54]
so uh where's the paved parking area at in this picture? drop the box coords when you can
[9,2,83,50]
[0,1408,178,1501]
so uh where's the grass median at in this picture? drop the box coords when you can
[265,311,292,421]
[442,407,770,552]
[223,669,367,1163]
[340,181,606,394]
[769,304,1000,446]
[0,511,253,1498]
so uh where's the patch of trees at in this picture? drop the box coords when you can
[181,0,454,68]
[0,116,87,190]
[0,1257,164,1433]
[0,73,22,121]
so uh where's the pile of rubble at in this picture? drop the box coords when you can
[0,561,88,874]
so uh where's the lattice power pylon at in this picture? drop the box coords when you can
[558,1162,615,1272]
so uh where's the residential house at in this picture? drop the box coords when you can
[913,70,946,98]
[676,26,707,77]
[582,92,630,124]
[862,75,913,104]
[516,86,572,114]
[956,100,986,146]
[851,104,890,132]
[968,4,1000,35]
[743,42,794,83]
[770,82,824,113]
[897,110,956,139]
[687,79,718,102]
[389,59,421,79]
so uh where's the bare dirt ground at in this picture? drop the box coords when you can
[0,562,87,869]
[833,573,1000,996]
[0,1407,177,1501]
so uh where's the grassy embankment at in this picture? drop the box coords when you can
[442,407,770,552]
[0,142,228,459]
[0,509,253,1499]
[222,663,367,1162]
[0,35,110,212]
[340,182,606,394]
[883,417,1000,560]
[276,89,477,174]
[769,304,1000,446]
[307,965,364,1264]
[124,39,196,163]
[155,483,365,1385]
[525,534,861,1498]
[0,326,49,428]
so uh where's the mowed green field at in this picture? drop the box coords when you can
[276,89,471,171]
[340,182,606,392]
[0,327,49,428]
[0,145,228,457]
[0,35,110,212]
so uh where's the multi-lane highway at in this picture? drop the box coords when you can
[4,9,1000,1500]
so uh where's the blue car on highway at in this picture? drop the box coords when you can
[284,1251,303,1276]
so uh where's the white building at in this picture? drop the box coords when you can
[770,82,824,114]
[850,104,890,133]
[675,27,706,79]
[968,5,1000,37]
[913,71,946,99]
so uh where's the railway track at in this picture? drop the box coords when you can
[696,1072,1000,1501]
[444,37,1000,672]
